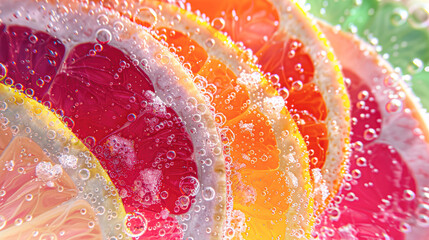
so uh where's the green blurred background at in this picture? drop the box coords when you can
[304,0,429,110]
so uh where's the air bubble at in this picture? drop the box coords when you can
[390,8,408,26]
[24,193,33,201]
[124,211,148,237]
[179,176,200,197]
[356,100,365,109]
[417,214,429,227]
[160,191,168,199]
[291,81,303,91]
[166,150,176,160]
[84,136,97,148]
[363,128,377,141]
[0,215,5,230]
[127,113,137,122]
[47,130,56,140]
[24,88,34,97]
[94,44,103,52]
[408,3,429,28]
[79,168,91,181]
[97,14,109,25]
[0,63,7,81]
[88,221,95,229]
[403,189,415,201]
[328,207,341,221]
[399,222,411,233]
[385,98,403,113]
[202,187,215,201]
[5,160,14,171]
[113,21,124,32]
[211,17,225,30]
[279,87,290,99]
[0,102,7,112]
[351,169,361,179]
[28,34,38,44]
[134,7,157,29]
[178,195,190,210]
[407,58,424,74]
[15,218,22,226]
[356,157,367,167]
[95,28,112,44]
[205,38,215,48]
[96,206,105,215]
[357,90,369,100]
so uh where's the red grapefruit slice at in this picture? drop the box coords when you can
[99,0,315,238]
[0,0,226,239]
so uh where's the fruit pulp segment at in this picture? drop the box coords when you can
[182,0,280,53]
[0,135,78,232]
[156,27,208,73]
[0,129,102,238]
[0,24,199,238]
[315,67,418,240]
[181,0,331,172]
[197,58,250,123]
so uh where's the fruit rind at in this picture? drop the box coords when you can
[0,83,130,239]
[271,0,352,212]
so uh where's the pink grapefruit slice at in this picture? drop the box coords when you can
[0,83,128,239]
[313,21,429,240]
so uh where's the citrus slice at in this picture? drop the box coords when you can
[0,0,226,239]
[0,83,128,239]
[305,0,429,110]
[179,0,351,211]
[100,0,314,238]
[313,21,429,240]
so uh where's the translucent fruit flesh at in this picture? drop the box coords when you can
[314,21,429,240]
[0,23,197,239]
[114,1,314,237]
[180,0,351,211]
[0,84,128,239]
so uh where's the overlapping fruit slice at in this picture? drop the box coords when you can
[0,83,128,239]
[312,21,429,240]
[179,0,351,211]
[306,0,429,110]
[0,0,226,239]
[100,0,314,238]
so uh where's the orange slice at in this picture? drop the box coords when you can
[100,0,314,238]
[0,83,128,239]
[180,0,351,212]
[0,0,226,238]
